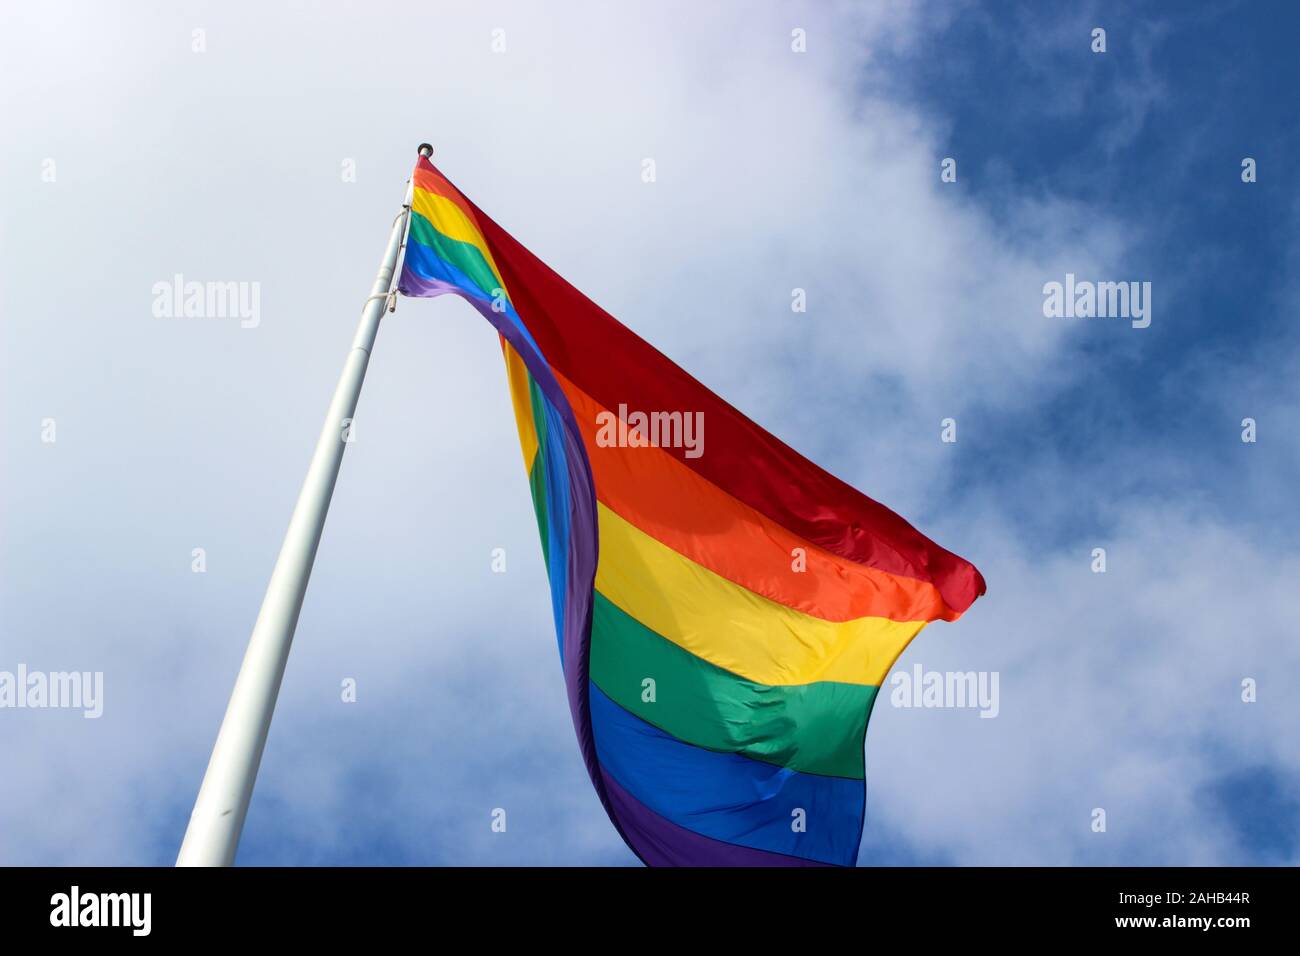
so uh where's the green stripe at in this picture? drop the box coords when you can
[590,591,873,779]
[525,373,551,566]
[408,211,502,299]
[519,368,867,778]
[527,375,549,452]
[528,452,550,567]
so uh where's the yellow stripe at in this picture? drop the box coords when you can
[595,503,926,686]
[501,341,539,469]
[411,186,507,293]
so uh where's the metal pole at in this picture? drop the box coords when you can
[176,145,432,866]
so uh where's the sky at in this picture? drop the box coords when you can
[1,0,1297,866]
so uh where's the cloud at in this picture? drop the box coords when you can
[863,489,1300,866]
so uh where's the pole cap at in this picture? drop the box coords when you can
[417,143,434,158]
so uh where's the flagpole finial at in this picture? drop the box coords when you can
[417,143,433,158]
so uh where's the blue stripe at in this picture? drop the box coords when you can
[402,243,580,666]
[402,242,546,363]
[537,395,572,659]
[402,235,489,295]
[588,682,863,865]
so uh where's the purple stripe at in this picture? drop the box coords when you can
[400,268,627,861]
[397,272,462,298]
[600,770,832,867]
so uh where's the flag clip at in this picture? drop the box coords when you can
[362,291,392,316]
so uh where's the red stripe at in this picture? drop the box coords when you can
[554,366,962,622]
[469,186,985,612]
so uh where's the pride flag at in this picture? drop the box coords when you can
[398,156,985,866]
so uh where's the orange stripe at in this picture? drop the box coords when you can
[552,368,960,624]
[414,165,479,225]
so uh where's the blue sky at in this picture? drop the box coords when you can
[906,1,1299,543]
[861,0,1300,864]
[1,1,1296,867]
[930,2,1299,651]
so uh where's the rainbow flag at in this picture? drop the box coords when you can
[398,156,985,866]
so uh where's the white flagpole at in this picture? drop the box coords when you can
[176,144,433,867]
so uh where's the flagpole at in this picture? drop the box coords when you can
[176,144,432,867]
